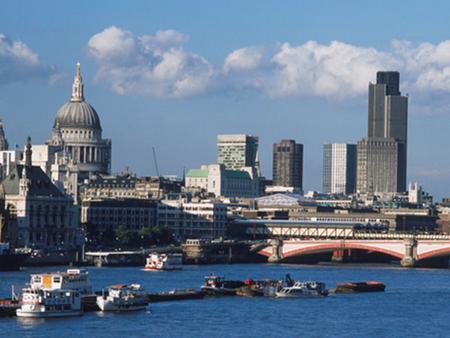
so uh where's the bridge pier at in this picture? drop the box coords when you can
[331,250,344,263]
[268,239,283,263]
[400,238,417,268]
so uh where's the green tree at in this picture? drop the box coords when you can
[115,225,130,246]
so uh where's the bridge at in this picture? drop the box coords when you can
[233,219,450,267]
[256,236,450,267]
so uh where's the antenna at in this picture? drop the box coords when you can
[152,147,160,177]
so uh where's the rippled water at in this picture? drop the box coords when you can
[1,263,449,338]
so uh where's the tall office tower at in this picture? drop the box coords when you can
[0,120,8,151]
[323,143,357,195]
[272,139,303,190]
[217,134,260,175]
[356,138,401,194]
[358,71,408,193]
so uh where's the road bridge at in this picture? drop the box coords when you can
[257,236,450,267]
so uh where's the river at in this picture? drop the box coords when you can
[1,263,449,337]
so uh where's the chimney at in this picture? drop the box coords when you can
[25,136,32,167]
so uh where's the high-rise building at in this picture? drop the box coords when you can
[357,71,408,193]
[323,143,356,195]
[356,138,401,194]
[368,71,407,144]
[0,120,8,151]
[272,139,303,191]
[217,134,259,175]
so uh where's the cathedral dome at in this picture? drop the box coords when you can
[54,101,101,130]
[53,62,102,131]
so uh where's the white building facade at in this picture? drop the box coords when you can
[186,164,260,198]
[157,198,227,239]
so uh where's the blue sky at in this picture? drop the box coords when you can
[2,1,450,199]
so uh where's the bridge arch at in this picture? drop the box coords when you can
[283,243,404,260]
[417,247,450,261]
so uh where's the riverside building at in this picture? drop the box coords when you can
[0,139,80,250]
[185,164,260,198]
[157,195,227,240]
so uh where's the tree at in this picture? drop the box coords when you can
[115,225,130,246]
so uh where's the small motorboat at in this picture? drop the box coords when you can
[275,274,328,298]
[335,281,386,293]
[97,284,148,312]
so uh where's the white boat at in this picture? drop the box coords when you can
[16,288,82,318]
[96,284,148,312]
[144,253,182,271]
[29,269,92,295]
[275,281,329,298]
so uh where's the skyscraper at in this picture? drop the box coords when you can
[357,71,408,193]
[217,134,260,175]
[323,143,357,195]
[356,138,401,194]
[272,139,303,190]
[0,120,8,151]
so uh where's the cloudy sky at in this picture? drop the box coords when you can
[2,0,450,198]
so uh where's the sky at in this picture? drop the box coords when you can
[2,0,450,199]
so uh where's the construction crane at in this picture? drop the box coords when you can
[152,147,160,177]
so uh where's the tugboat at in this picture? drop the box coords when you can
[201,275,245,295]
[0,243,29,271]
[96,284,148,312]
[144,253,182,271]
[275,274,329,298]
[16,288,82,318]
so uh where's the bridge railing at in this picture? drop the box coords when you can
[245,225,450,240]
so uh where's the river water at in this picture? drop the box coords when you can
[1,263,449,338]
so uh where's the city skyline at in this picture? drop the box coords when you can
[3,1,450,199]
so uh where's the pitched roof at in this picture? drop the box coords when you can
[1,165,65,197]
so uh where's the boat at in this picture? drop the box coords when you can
[276,281,329,298]
[201,275,245,295]
[29,268,97,311]
[236,279,280,297]
[275,274,329,298]
[335,281,386,293]
[0,298,20,317]
[96,284,148,312]
[144,253,183,271]
[0,243,29,271]
[29,269,92,295]
[146,289,205,302]
[16,288,82,318]
[0,286,21,317]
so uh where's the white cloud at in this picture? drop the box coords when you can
[87,27,450,102]
[88,26,212,98]
[223,46,265,73]
[0,33,53,85]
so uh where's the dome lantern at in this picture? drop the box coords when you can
[71,62,84,102]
